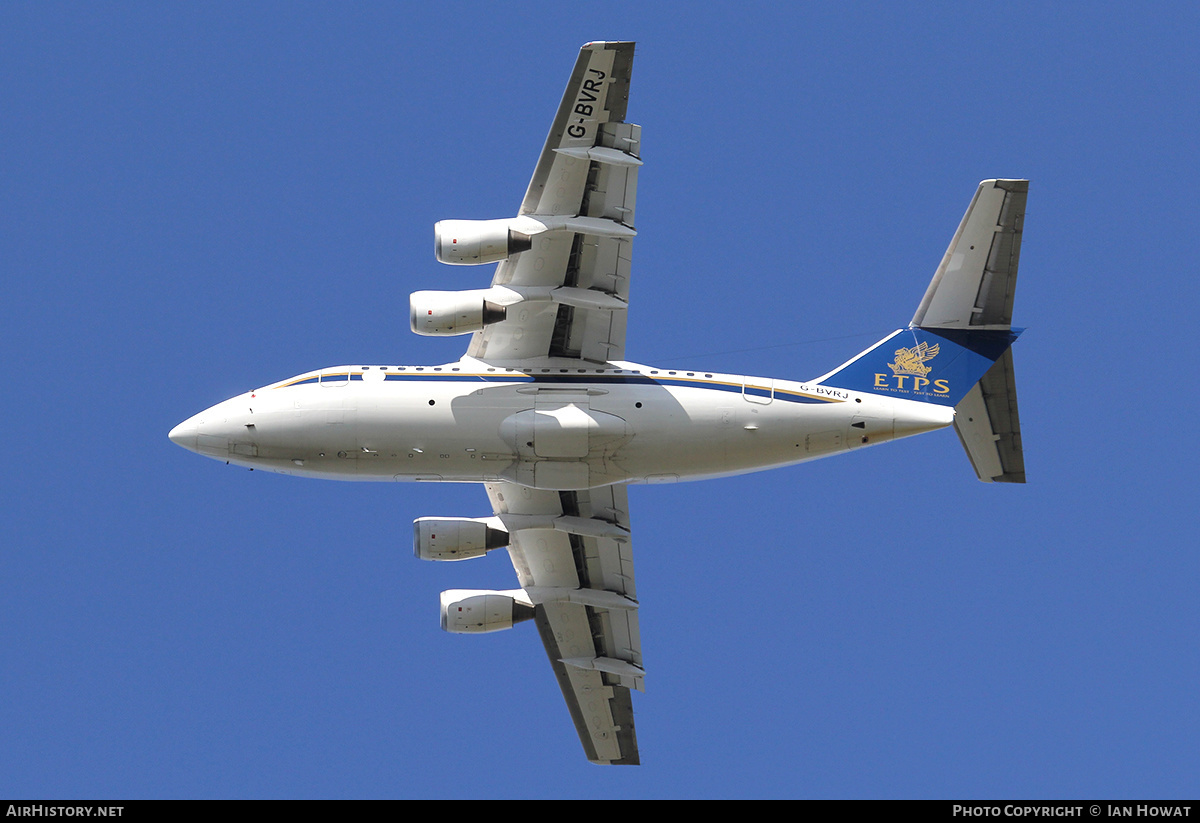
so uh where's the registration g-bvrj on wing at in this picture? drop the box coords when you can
[169,42,1029,765]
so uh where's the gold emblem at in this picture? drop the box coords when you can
[888,342,939,377]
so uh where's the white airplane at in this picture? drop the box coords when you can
[169,41,1027,765]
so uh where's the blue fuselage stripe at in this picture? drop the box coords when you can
[277,372,833,404]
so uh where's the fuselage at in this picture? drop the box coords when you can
[168,358,953,490]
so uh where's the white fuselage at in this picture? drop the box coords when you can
[169,359,954,490]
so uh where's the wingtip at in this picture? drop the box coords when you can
[980,178,1030,191]
[582,40,636,49]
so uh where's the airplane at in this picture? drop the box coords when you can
[168,41,1028,765]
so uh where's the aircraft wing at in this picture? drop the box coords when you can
[484,481,642,765]
[466,41,639,364]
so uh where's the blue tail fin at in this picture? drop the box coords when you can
[814,326,1020,406]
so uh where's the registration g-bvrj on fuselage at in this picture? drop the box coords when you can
[169,42,1029,765]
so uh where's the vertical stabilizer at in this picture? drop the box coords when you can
[813,325,1019,407]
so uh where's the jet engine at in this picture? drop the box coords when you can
[413,517,509,561]
[409,289,508,336]
[440,589,535,634]
[434,219,533,265]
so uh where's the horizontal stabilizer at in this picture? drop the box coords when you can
[953,349,1025,483]
[912,179,1027,331]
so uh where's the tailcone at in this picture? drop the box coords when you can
[892,401,955,440]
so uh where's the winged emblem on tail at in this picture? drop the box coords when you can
[888,342,940,377]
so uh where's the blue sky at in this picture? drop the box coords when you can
[2,2,1197,799]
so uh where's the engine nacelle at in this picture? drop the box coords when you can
[440,589,535,634]
[413,517,509,561]
[434,219,533,265]
[410,289,508,336]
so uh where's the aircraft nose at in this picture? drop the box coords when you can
[168,419,199,452]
